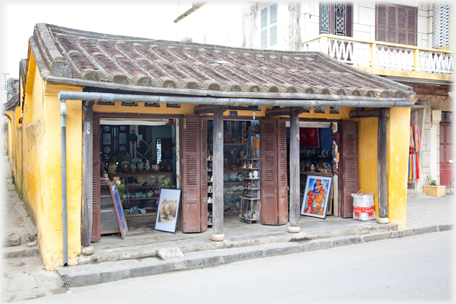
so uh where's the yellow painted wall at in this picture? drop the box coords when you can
[42,83,83,269]
[20,51,83,269]
[387,107,411,228]
[358,117,380,216]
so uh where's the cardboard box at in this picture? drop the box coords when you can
[423,185,446,197]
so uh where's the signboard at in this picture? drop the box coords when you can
[227,105,261,111]
[109,182,128,238]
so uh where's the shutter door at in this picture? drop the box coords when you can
[200,118,208,231]
[260,120,278,224]
[91,115,101,242]
[180,117,202,233]
[339,121,359,218]
[260,119,288,225]
[277,120,288,224]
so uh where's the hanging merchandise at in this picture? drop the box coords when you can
[414,124,421,152]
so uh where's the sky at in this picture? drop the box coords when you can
[0,0,202,103]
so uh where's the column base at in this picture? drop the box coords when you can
[81,246,94,255]
[211,234,225,242]
[377,217,390,224]
[287,226,300,233]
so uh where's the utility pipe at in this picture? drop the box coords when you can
[58,92,416,108]
[60,99,68,266]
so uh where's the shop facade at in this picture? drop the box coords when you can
[7,23,416,269]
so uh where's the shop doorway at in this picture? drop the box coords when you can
[285,120,358,219]
[179,117,288,233]
[440,112,453,189]
[286,121,338,217]
[92,115,180,241]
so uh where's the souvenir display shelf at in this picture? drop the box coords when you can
[240,158,261,223]
[110,172,173,218]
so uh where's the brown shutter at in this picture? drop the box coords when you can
[376,3,417,46]
[91,115,101,242]
[277,119,288,224]
[407,8,417,46]
[387,6,397,43]
[180,117,202,232]
[200,118,208,231]
[260,120,278,225]
[377,4,387,42]
[397,7,407,44]
[260,119,288,225]
[339,121,359,218]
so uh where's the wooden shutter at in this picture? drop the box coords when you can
[200,118,208,231]
[376,4,417,46]
[269,4,278,47]
[377,4,387,42]
[407,8,417,46]
[387,6,397,43]
[91,115,101,242]
[180,117,202,233]
[277,120,288,224]
[260,119,288,225]
[339,121,359,218]
[260,7,268,49]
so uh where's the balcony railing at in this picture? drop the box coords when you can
[302,35,453,77]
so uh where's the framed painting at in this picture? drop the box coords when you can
[155,189,181,233]
[301,175,332,219]
[109,181,128,238]
[300,127,319,148]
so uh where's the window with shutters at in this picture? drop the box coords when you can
[260,3,278,49]
[319,2,353,37]
[376,3,417,46]
[432,3,450,49]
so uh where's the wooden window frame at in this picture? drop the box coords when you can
[319,2,353,37]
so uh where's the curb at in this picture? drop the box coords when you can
[57,223,452,287]
[77,223,399,265]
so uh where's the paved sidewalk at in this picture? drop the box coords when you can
[2,154,454,300]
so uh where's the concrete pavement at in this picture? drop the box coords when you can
[2,154,454,301]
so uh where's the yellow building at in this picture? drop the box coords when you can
[5,23,416,270]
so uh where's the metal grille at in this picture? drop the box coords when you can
[320,3,330,34]
[335,3,346,35]
[432,3,450,49]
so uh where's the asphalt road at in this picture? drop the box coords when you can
[29,231,453,304]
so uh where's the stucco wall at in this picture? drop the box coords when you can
[358,117,380,216]
[387,107,411,228]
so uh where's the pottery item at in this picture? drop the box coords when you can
[238,173,244,181]
[230,173,238,182]
[224,174,229,182]
[253,170,258,178]
[249,172,253,178]
[137,175,147,185]
[107,163,117,174]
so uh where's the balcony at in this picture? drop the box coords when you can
[302,35,453,83]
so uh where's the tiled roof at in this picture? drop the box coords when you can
[29,23,414,102]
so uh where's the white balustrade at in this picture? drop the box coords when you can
[419,51,453,74]
[302,35,453,76]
